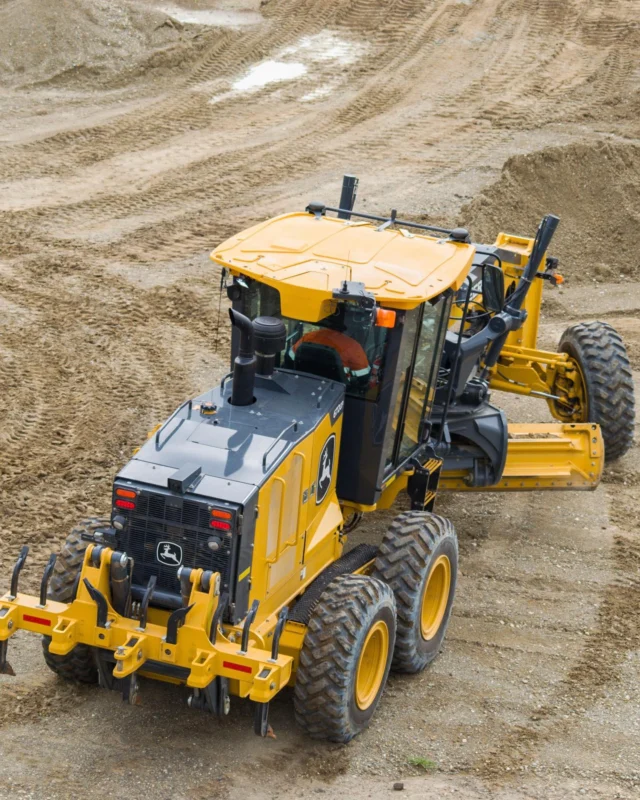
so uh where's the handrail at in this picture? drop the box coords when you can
[262,419,299,469]
[320,205,453,236]
[155,398,193,449]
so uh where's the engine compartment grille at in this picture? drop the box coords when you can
[117,490,234,596]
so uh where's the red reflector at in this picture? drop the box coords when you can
[116,488,137,499]
[23,614,51,627]
[211,509,232,520]
[115,499,136,510]
[223,660,252,674]
[210,520,231,531]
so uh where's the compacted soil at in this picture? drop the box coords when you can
[0,1,638,798]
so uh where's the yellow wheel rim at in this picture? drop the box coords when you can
[420,555,451,640]
[355,620,389,710]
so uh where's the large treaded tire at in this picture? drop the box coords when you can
[42,638,98,684]
[559,321,635,462]
[49,517,109,603]
[294,574,396,743]
[41,518,108,684]
[372,511,458,674]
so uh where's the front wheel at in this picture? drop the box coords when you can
[372,511,458,673]
[556,321,635,462]
[42,518,108,683]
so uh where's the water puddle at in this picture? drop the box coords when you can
[210,31,368,103]
[160,5,262,28]
[300,85,334,102]
[234,60,307,92]
[282,32,363,64]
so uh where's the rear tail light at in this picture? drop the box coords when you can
[115,499,136,510]
[210,519,231,531]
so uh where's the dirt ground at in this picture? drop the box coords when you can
[0,0,639,798]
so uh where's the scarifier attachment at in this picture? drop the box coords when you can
[0,635,14,676]
[0,543,294,715]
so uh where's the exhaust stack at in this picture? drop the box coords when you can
[228,310,256,406]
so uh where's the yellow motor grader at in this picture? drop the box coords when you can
[1,176,634,742]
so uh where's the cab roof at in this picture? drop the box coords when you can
[211,212,475,321]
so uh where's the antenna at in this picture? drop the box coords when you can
[213,266,226,354]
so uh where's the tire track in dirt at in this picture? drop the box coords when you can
[1,3,639,795]
[4,0,636,272]
[0,256,225,585]
[474,522,640,781]
[0,1,475,261]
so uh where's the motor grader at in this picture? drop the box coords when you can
[1,176,634,742]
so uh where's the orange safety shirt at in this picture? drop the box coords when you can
[293,329,370,375]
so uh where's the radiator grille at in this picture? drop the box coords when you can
[117,491,234,595]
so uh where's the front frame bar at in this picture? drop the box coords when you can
[0,545,292,704]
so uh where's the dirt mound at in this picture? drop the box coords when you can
[463,141,640,285]
[0,0,195,86]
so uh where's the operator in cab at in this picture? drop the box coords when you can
[292,326,371,382]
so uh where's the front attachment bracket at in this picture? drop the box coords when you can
[83,578,109,629]
[8,545,29,601]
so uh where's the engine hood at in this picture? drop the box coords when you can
[116,369,345,505]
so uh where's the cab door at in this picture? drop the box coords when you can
[383,295,450,471]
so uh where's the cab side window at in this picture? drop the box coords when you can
[397,298,447,461]
[383,297,450,470]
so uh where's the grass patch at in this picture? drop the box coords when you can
[408,756,438,772]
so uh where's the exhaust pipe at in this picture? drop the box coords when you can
[228,309,256,406]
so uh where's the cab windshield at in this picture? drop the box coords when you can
[237,280,391,400]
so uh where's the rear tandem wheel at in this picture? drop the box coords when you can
[294,574,396,743]
[373,511,458,673]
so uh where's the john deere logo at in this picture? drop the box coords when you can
[157,541,183,567]
[316,434,335,505]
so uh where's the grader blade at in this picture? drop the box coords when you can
[440,422,603,491]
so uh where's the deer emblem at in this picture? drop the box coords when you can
[157,542,182,566]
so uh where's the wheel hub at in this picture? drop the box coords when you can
[355,620,389,710]
[420,554,451,640]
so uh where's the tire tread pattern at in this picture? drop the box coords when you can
[41,517,108,683]
[42,638,98,684]
[560,321,635,461]
[373,511,457,673]
[294,573,395,743]
[48,517,109,603]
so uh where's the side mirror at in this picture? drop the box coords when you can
[482,264,504,313]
